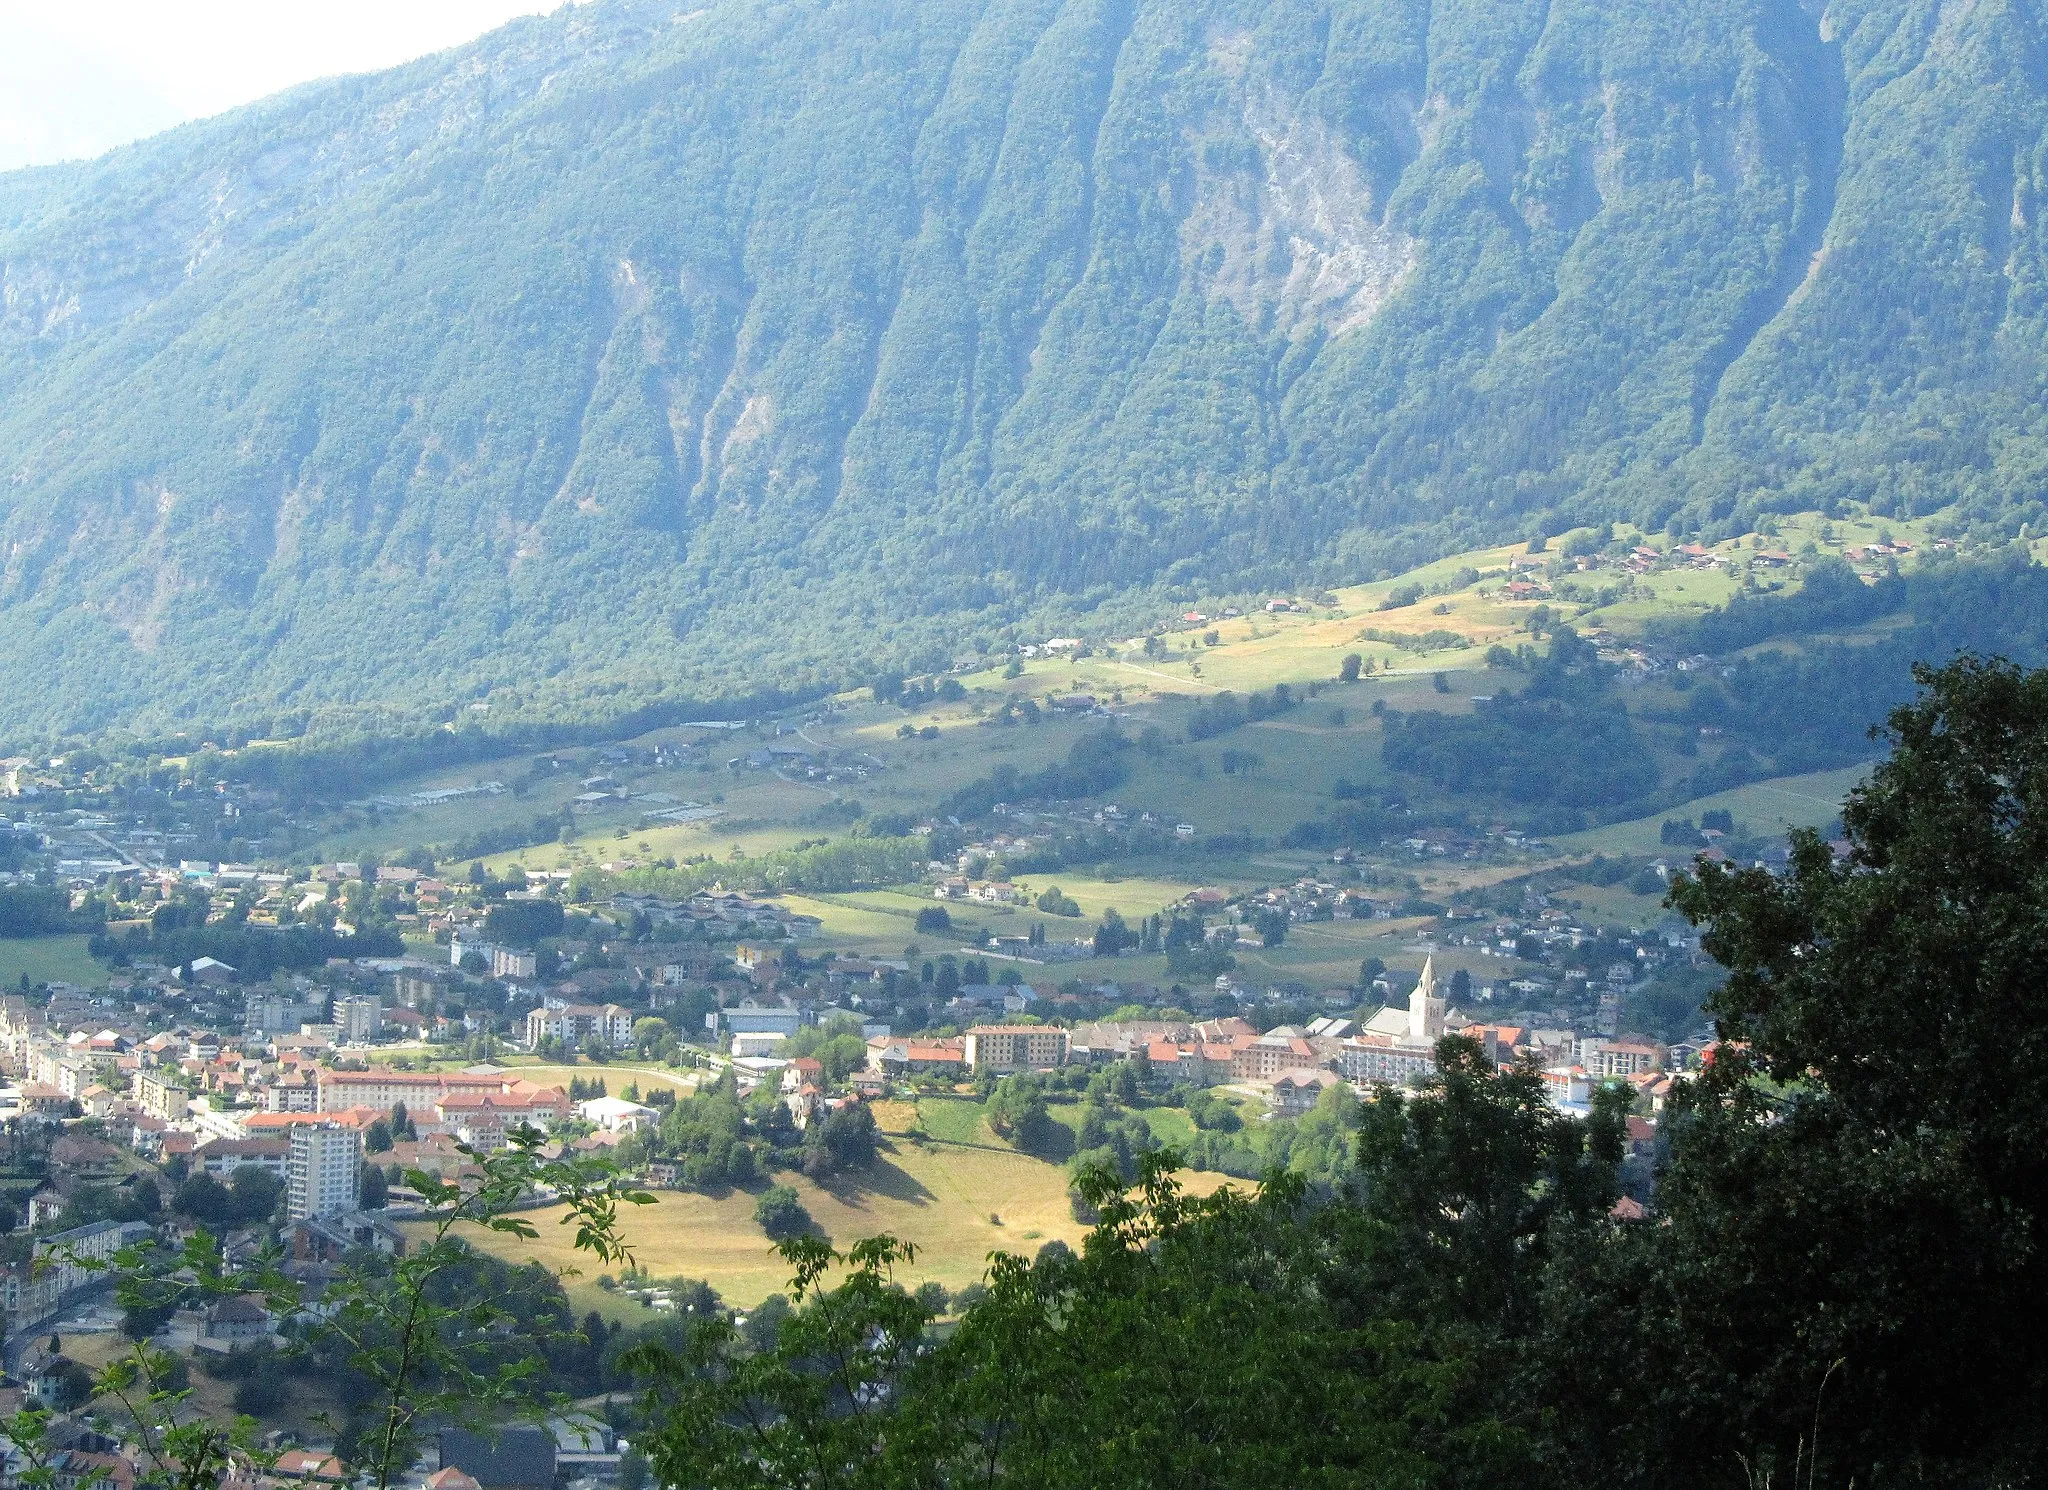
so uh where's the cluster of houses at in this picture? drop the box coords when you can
[852,958,1676,1126]
[0,1379,622,1490]
[609,889,822,938]
[0,986,627,1339]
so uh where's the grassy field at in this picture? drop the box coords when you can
[450,1138,1091,1313]
[915,1098,998,1145]
[495,1061,698,1096]
[287,505,1936,919]
[1557,762,1870,858]
[0,935,104,988]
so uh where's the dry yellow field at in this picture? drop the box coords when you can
[500,1061,697,1095]
[446,1136,1250,1312]
[452,1139,1092,1308]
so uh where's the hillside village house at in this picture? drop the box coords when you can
[715,1004,804,1038]
[318,1067,509,1113]
[1229,1031,1320,1083]
[577,1096,659,1133]
[865,1035,966,1077]
[310,1069,571,1147]
[434,1086,569,1148]
[196,1137,289,1180]
[1271,1068,1345,1118]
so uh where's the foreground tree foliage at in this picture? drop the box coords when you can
[631,1159,1543,1490]
[622,656,2048,1489]
[1557,654,2048,1485]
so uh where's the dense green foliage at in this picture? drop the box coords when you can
[5,0,2046,739]
[89,920,403,975]
[0,886,85,938]
[1381,629,1657,819]
[1656,548,2048,774]
[938,728,1131,819]
[753,1184,811,1241]
[482,898,566,947]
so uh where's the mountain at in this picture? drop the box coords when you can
[2,0,2044,742]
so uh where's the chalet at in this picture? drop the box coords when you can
[1270,1068,1344,1118]
[202,1295,273,1343]
[865,1036,966,1077]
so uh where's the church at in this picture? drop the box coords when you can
[1341,956,1460,1086]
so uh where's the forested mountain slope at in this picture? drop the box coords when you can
[2,0,2044,739]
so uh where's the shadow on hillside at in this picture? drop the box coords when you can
[814,1157,937,1211]
[1016,1119,1074,1164]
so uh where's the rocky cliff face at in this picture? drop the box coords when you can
[0,0,2040,738]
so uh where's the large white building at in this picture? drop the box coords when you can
[525,1002,633,1051]
[334,994,384,1044]
[287,1123,362,1220]
[962,1024,1070,1074]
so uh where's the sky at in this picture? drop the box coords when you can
[0,1,566,172]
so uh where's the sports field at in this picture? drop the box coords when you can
[0,935,104,988]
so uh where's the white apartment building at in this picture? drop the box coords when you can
[961,1025,1070,1074]
[334,994,384,1044]
[525,1002,633,1051]
[491,948,538,980]
[288,1123,362,1219]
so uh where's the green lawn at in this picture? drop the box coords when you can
[1557,762,1870,858]
[0,936,105,988]
[1137,1107,1197,1146]
[439,1138,1091,1311]
[916,1097,996,1145]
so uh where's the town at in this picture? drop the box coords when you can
[0,513,1945,1489]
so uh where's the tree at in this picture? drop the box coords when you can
[740,1293,792,1353]
[306,1130,648,1490]
[754,1185,811,1241]
[1251,908,1286,948]
[1574,655,2048,1483]
[483,899,565,946]
[618,1447,648,1490]
[632,1017,671,1057]
[1035,886,1080,917]
[1340,652,1362,682]
[226,1166,281,1226]
[628,1162,1520,1490]
[987,1076,1065,1157]
[810,1102,878,1171]
[172,1173,233,1227]
[1092,909,1134,957]
[365,1118,393,1153]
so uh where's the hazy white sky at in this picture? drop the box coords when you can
[0,1,566,171]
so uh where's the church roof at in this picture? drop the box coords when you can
[1362,1006,1409,1038]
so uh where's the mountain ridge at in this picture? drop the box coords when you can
[2,0,2044,741]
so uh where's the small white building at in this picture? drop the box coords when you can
[576,1096,659,1133]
